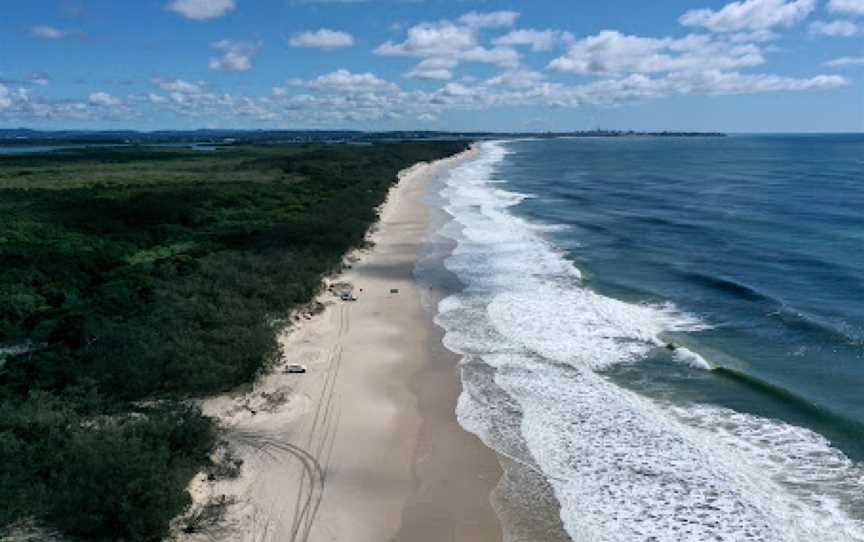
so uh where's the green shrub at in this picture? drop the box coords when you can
[0,140,468,539]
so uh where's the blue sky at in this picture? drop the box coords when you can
[1,0,863,132]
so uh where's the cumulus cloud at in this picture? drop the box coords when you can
[288,69,400,93]
[4,0,853,130]
[485,69,546,88]
[4,65,844,127]
[29,73,51,86]
[828,0,864,15]
[209,39,259,71]
[29,25,84,39]
[405,58,458,80]
[728,29,780,42]
[493,29,574,51]
[375,21,476,58]
[461,46,520,67]
[564,70,846,105]
[809,19,860,35]
[153,78,204,93]
[825,55,864,66]
[289,29,355,49]
[167,0,235,20]
[0,84,11,110]
[549,31,764,76]
[375,14,521,80]
[458,11,520,29]
[679,0,816,32]
[88,92,121,106]
[663,70,845,94]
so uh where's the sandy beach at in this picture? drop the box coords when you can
[172,146,503,542]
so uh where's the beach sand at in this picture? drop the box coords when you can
[172,147,503,542]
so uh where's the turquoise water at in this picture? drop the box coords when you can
[431,137,864,541]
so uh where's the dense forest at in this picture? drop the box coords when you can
[0,141,467,541]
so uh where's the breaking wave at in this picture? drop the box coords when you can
[436,141,864,542]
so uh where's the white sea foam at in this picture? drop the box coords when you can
[673,346,713,370]
[437,141,864,541]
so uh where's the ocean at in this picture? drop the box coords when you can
[420,136,864,541]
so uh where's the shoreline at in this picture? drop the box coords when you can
[172,144,503,542]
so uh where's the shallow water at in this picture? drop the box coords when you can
[0,144,121,154]
[428,137,864,541]
[0,143,217,154]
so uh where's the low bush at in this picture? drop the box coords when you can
[0,140,467,540]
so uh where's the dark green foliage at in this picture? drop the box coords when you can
[0,391,214,541]
[0,140,468,540]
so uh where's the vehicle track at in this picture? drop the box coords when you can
[210,301,350,542]
[278,303,349,542]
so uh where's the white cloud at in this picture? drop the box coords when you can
[3,13,852,131]
[167,0,235,20]
[289,29,355,49]
[287,69,837,125]
[29,25,82,39]
[375,21,476,58]
[289,69,400,93]
[230,96,277,120]
[154,90,274,120]
[209,39,259,71]
[729,29,780,42]
[6,66,843,127]
[375,16,521,80]
[828,0,864,15]
[439,82,479,98]
[809,19,860,35]
[493,29,574,52]
[669,70,846,94]
[29,73,50,86]
[153,78,204,93]
[405,58,458,80]
[825,55,864,66]
[461,46,520,67]
[485,69,546,88]
[549,31,764,76]
[0,84,10,110]
[406,69,452,80]
[679,0,816,32]
[563,70,846,105]
[458,11,519,29]
[88,92,121,106]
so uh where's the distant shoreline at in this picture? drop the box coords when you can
[0,129,729,148]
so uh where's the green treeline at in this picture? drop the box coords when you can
[0,141,467,541]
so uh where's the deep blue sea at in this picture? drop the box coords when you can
[427,136,864,541]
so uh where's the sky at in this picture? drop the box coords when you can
[1,0,863,132]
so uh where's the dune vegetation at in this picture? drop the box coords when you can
[0,141,467,541]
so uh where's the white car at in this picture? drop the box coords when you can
[285,364,307,374]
